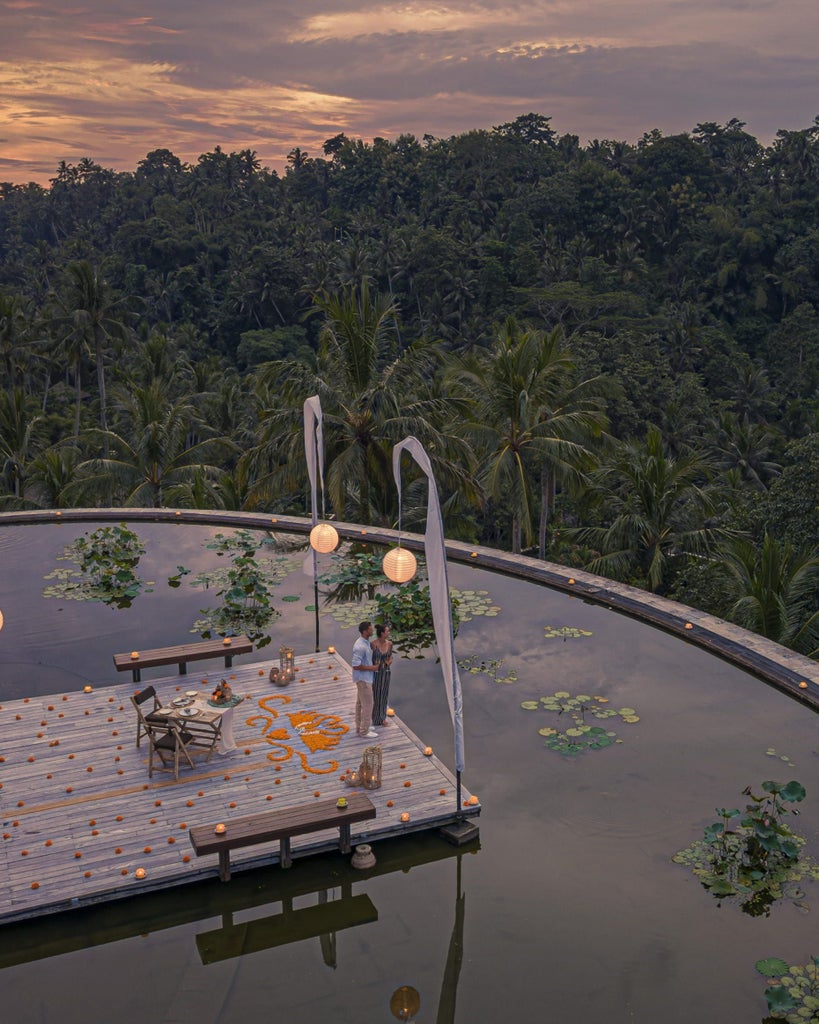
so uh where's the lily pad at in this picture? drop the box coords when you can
[756,958,791,977]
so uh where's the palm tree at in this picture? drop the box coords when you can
[707,411,781,491]
[0,387,44,506]
[55,261,133,456]
[447,319,609,554]
[574,425,725,593]
[76,380,232,507]
[245,282,474,524]
[710,534,819,656]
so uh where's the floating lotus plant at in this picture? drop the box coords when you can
[520,691,639,754]
[672,780,818,916]
[170,530,303,648]
[766,746,797,767]
[43,524,153,609]
[543,625,593,640]
[755,955,819,1021]
[458,655,517,685]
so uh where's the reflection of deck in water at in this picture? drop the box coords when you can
[0,833,476,969]
[0,652,479,925]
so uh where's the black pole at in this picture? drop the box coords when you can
[455,769,462,820]
[314,575,320,652]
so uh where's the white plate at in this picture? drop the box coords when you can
[171,696,193,707]
[157,707,174,716]
[185,690,198,697]
[180,707,199,717]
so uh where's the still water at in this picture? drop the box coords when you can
[0,521,817,1023]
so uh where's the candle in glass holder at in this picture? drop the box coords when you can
[215,823,226,834]
[130,651,139,659]
[135,867,146,879]
[223,637,231,646]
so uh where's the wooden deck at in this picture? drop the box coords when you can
[0,651,479,924]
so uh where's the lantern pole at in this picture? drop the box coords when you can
[304,396,339,652]
[389,437,478,845]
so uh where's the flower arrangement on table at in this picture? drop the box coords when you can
[209,679,242,708]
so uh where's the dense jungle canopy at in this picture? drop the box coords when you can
[1,113,818,655]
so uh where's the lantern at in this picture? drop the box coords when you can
[390,986,421,1021]
[383,547,417,583]
[279,645,296,682]
[310,522,339,553]
[359,745,382,790]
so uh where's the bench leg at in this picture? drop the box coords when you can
[132,668,141,683]
[338,823,352,854]
[280,837,292,869]
[179,661,187,675]
[224,654,234,668]
[218,850,231,882]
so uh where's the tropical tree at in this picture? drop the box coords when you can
[709,534,819,656]
[245,282,475,524]
[447,318,609,554]
[75,380,232,507]
[54,261,134,455]
[0,387,43,505]
[574,425,725,592]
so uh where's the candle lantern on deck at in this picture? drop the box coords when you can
[359,745,382,790]
[279,645,296,683]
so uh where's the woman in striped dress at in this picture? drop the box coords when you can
[371,623,394,727]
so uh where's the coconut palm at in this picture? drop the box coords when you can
[244,282,475,524]
[0,387,44,506]
[710,534,819,656]
[75,379,233,508]
[447,319,609,554]
[55,261,134,456]
[574,425,725,593]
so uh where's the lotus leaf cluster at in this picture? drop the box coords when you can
[520,690,640,755]
[43,523,153,609]
[755,955,819,1021]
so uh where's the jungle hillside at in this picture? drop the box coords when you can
[1,114,818,657]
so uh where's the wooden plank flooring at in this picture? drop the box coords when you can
[0,651,478,924]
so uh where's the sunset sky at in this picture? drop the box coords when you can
[1,0,817,185]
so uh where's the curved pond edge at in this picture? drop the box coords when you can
[2,507,817,711]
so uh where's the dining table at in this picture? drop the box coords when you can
[157,692,243,756]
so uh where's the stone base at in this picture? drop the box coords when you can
[439,819,480,846]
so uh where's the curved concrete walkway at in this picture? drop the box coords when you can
[2,508,817,711]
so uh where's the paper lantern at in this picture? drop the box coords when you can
[383,547,417,583]
[389,985,420,1021]
[310,522,339,553]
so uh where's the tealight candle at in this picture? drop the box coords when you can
[223,637,231,646]
[327,646,336,654]
[684,622,693,630]
[568,578,576,584]
[386,708,395,717]
[423,746,433,756]
[400,812,410,822]
[799,681,808,689]
[135,867,146,879]
[130,651,139,659]
[83,685,93,693]
[214,823,226,834]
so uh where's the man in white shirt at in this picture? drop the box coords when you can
[352,620,378,738]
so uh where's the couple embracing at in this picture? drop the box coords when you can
[351,620,394,739]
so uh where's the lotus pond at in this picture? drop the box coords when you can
[0,518,818,1024]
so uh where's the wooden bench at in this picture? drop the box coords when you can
[113,635,253,683]
[189,792,377,881]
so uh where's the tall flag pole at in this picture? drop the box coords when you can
[392,438,465,807]
[304,396,324,652]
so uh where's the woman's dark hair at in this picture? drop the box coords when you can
[375,623,389,638]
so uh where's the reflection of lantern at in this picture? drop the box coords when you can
[0,609,4,631]
[359,745,382,790]
[383,547,417,583]
[310,522,339,553]
[390,986,421,1021]
[279,646,296,682]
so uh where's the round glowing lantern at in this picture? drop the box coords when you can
[310,522,339,553]
[383,547,417,584]
[390,985,421,1021]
